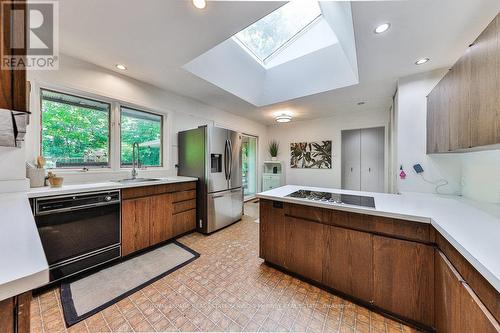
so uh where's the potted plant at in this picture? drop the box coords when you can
[268,140,279,161]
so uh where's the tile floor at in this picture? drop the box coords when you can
[31,203,421,333]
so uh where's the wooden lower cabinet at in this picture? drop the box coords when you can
[172,209,196,236]
[284,216,325,282]
[373,235,435,327]
[121,182,197,256]
[0,292,31,333]
[122,197,151,256]
[150,194,173,245]
[259,200,286,266]
[0,297,14,333]
[260,201,500,331]
[435,250,462,333]
[323,226,373,301]
[435,250,500,333]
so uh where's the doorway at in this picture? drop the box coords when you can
[342,127,385,192]
[241,135,258,200]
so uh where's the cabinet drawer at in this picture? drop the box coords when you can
[331,211,431,243]
[171,190,196,203]
[173,209,196,236]
[121,181,197,199]
[122,185,159,199]
[284,203,330,224]
[170,181,196,192]
[173,199,196,214]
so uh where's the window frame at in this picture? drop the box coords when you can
[39,88,113,169]
[119,105,164,168]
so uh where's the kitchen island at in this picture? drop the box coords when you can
[257,185,500,332]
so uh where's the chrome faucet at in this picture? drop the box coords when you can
[131,142,141,179]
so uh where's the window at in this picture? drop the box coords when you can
[120,106,163,167]
[234,1,321,63]
[41,89,111,168]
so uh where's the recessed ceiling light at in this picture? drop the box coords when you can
[374,23,390,34]
[115,64,127,70]
[275,114,292,123]
[192,0,206,9]
[415,57,430,65]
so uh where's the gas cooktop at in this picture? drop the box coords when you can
[286,190,376,208]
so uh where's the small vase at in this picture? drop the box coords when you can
[271,157,277,161]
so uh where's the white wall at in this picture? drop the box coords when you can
[13,54,268,189]
[396,70,462,195]
[460,150,500,203]
[266,109,389,189]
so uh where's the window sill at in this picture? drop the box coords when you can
[48,167,172,175]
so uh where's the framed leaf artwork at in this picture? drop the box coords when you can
[290,141,332,169]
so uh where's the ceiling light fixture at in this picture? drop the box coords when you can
[192,0,206,9]
[374,23,390,34]
[415,57,430,65]
[115,64,127,70]
[275,114,292,123]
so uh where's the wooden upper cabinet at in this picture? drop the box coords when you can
[427,86,440,154]
[259,200,286,266]
[323,226,373,302]
[121,197,151,256]
[0,0,27,112]
[284,216,325,282]
[449,49,472,150]
[427,73,451,153]
[373,235,435,327]
[427,12,500,152]
[470,13,500,148]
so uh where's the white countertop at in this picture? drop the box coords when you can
[257,185,500,294]
[27,176,198,198]
[0,192,49,301]
[0,176,197,301]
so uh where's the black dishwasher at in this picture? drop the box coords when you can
[33,190,121,283]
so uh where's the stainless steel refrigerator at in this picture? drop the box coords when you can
[178,126,243,234]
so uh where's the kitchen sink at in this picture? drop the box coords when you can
[113,178,161,183]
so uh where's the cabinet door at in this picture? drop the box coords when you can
[373,235,434,327]
[449,49,472,150]
[470,14,500,147]
[360,127,385,192]
[150,194,172,245]
[285,216,325,282]
[461,281,500,333]
[341,129,361,190]
[427,87,439,154]
[0,0,27,112]
[323,226,373,302]
[435,250,500,332]
[435,250,462,333]
[172,209,196,237]
[0,297,14,333]
[259,200,285,266]
[122,197,150,256]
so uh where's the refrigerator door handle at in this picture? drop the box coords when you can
[224,139,229,180]
[228,139,233,180]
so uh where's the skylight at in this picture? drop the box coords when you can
[234,1,322,63]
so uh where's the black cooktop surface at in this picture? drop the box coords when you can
[286,190,376,208]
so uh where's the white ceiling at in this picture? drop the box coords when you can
[58,0,500,125]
